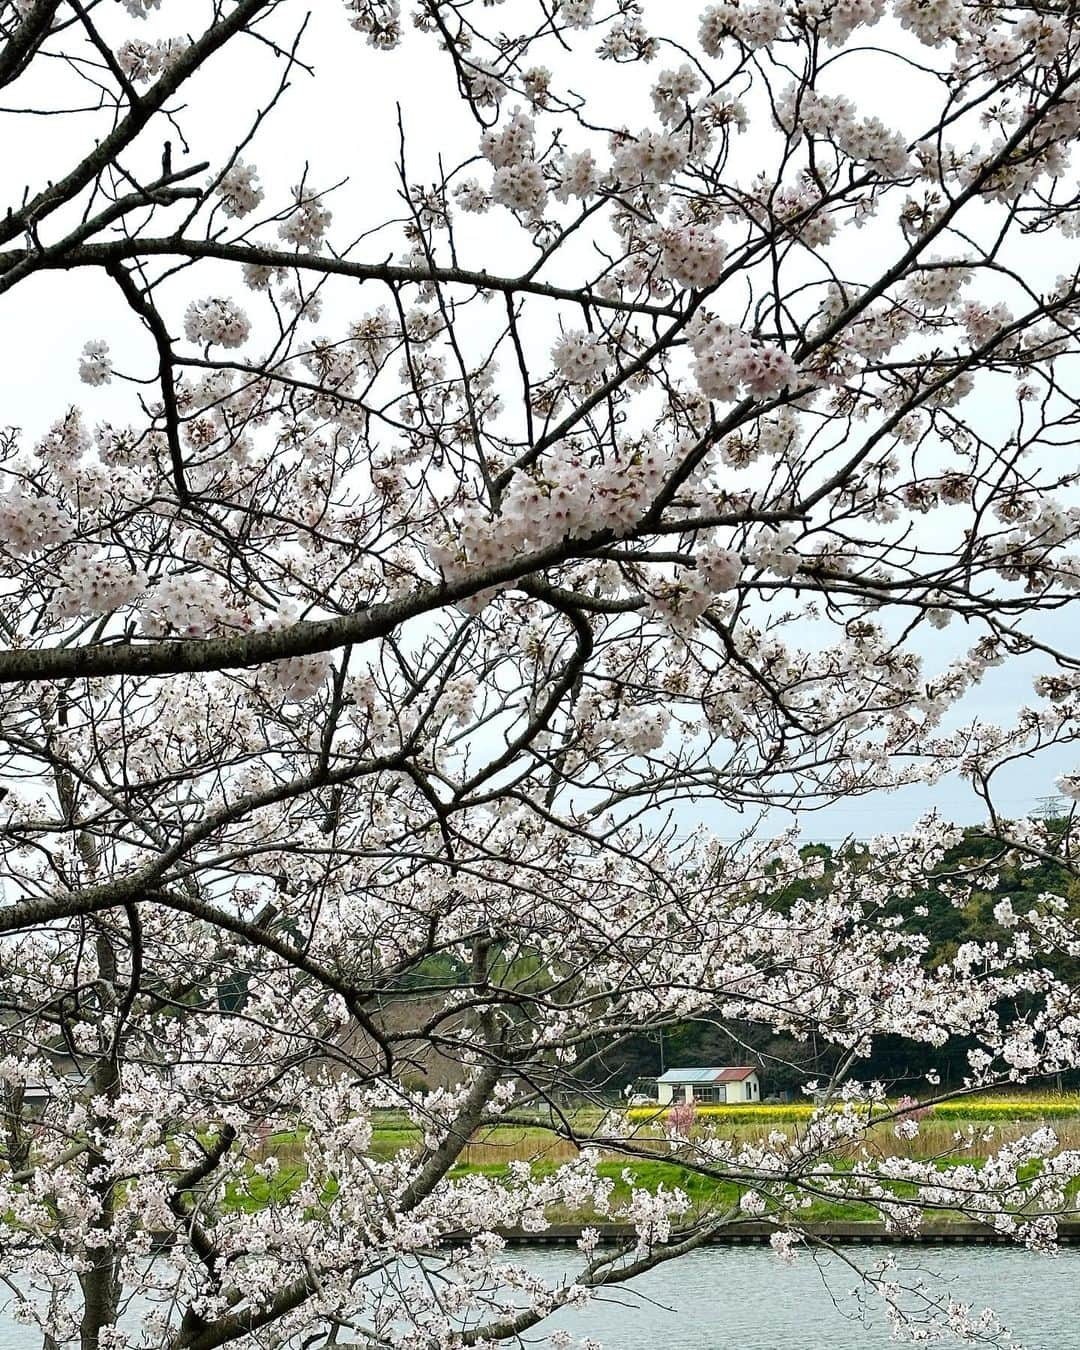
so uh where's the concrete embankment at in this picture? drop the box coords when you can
[482,1221,1080,1246]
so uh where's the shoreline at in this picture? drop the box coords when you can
[476,1221,1080,1247]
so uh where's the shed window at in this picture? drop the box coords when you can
[692,1085,726,1103]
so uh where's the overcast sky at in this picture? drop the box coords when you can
[2,1,1075,844]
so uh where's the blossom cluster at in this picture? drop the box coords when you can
[215,160,264,218]
[183,296,251,348]
[344,0,401,48]
[551,330,608,384]
[688,315,798,400]
[776,86,912,178]
[50,551,148,620]
[116,35,190,83]
[139,573,249,638]
[0,488,72,555]
[78,340,112,386]
[483,108,548,216]
[440,438,673,569]
[700,0,785,53]
[278,185,333,250]
[657,224,728,289]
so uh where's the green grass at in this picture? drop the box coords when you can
[222,1163,307,1213]
[222,1150,996,1228]
[212,1095,1080,1226]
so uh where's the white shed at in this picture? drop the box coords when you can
[656,1066,761,1105]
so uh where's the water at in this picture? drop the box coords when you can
[514,1245,1080,1349]
[0,1246,1075,1349]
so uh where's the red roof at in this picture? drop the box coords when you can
[715,1067,757,1082]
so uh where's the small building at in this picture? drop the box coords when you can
[18,1065,90,1110]
[656,1066,761,1106]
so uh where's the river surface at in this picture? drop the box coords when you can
[0,1245,1075,1349]
[517,1244,1079,1348]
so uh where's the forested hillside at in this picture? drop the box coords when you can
[577,821,1080,1098]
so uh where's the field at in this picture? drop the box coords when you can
[626,1095,1080,1124]
[230,1094,1080,1227]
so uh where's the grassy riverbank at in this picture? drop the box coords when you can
[224,1094,1080,1227]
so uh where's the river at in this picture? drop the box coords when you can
[519,1244,1078,1348]
[0,1245,1074,1349]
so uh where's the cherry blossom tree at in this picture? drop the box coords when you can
[3,0,1080,1346]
